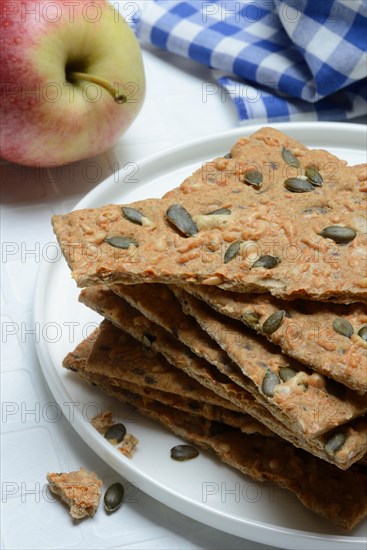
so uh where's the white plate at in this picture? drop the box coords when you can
[34,122,367,550]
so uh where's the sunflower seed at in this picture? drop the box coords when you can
[305,167,323,186]
[142,332,156,350]
[104,423,127,445]
[242,311,260,327]
[318,226,356,244]
[104,482,124,513]
[143,333,156,344]
[243,170,263,188]
[252,255,280,269]
[166,204,198,237]
[262,310,286,334]
[206,207,231,215]
[279,367,298,382]
[262,370,280,397]
[282,147,300,168]
[170,444,199,461]
[324,432,347,454]
[358,325,367,341]
[284,177,315,193]
[223,152,232,159]
[302,206,331,215]
[224,240,242,263]
[332,318,354,338]
[121,206,145,225]
[104,236,138,249]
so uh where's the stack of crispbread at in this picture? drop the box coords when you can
[53,127,367,530]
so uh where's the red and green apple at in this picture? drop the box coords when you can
[0,0,145,166]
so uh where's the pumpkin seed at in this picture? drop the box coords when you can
[358,325,367,341]
[262,310,286,334]
[282,147,300,168]
[121,206,145,225]
[166,204,198,237]
[284,177,314,193]
[262,370,280,397]
[332,318,354,338]
[104,236,138,249]
[252,255,280,269]
[243,170,263,188]
[242,311,260,327]
[324,432,347,454]
[103,483,125,513]
[170,444,199,461]
[104,423,127,445]
[224,240,242,263]
[279,367,298,382]
[207,207,231,215]
[305,167,323,186]
[318,226,356,244]
[223,152,232,159]
[104,482,124,513]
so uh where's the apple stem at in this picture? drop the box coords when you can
[69,71,127,104]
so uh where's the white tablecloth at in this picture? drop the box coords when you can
[1,16,364,549]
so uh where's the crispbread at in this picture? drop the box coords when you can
[117,400,367,531]
[112,282,232,369]
[52,128,367,303]
[64,320,240,413]
[109,282,367,438]
[171,287,367,434]
[64,321,273,437]
[180,283,367,393]
[46,468,102,519]
[55,381,367,530]
[85,371,274,436]
[78,286,367,469]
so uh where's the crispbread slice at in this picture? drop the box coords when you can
[55,381,367,530]
[78,286,367,470]
[63,325,272,437]
[65,337,367,467]
[65,320,239,413]
[113,399,367,530]
[52,127,367,303]
[46,468,102,519]
[111,282,241,377]
[180,283,367,393]
[84,371,272,436]
[110,283,367,437]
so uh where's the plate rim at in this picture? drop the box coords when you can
[33,121,367,549]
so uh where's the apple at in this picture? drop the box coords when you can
[0,0,145,166]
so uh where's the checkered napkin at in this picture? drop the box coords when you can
[132,0,367,123]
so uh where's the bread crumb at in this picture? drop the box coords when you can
[47,467,102,519]
[91,410,114,434]
[91,411,139,458]
[118,433,139,458]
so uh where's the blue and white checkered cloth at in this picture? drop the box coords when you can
[132,0,367,123]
